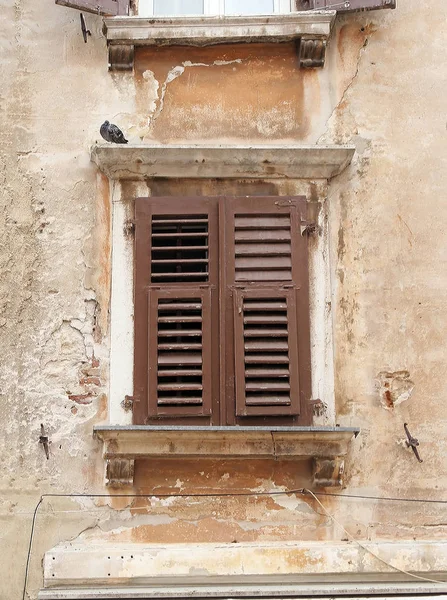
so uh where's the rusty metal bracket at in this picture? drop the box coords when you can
[39,424,50,460]
[121,395,134,411]
[404,423,423,463]
[123,219,135,236]
[301,202,321,235]
[80,13,91,43]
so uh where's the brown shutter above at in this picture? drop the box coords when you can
[301,0,396,12]
[55,0,128,16]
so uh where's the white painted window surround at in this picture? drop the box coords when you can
[107,182,336,427]
[140,0,292,17]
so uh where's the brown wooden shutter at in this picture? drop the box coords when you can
[55,0,128,16]
[134,197,219,425]
[224,197,311,424]
[297,0,395,11]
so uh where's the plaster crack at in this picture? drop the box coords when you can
[317,37,369,144]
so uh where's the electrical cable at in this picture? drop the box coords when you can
[22,488,447,600]
[304,489,447,585]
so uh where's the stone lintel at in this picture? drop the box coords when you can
[94,426,359,487]
[94,425,359,460]
[91,144,355,180]
[104,13,335,70]
[41,541,447,591]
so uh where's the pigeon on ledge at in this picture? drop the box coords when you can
[100,120,128,144]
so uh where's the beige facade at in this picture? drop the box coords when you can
[1,1,447,598]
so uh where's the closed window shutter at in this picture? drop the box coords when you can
[148,288,213,417]
[306,0,396,12]
[225,197,311,421]
[134,198,219,424]
[55,0,128,16]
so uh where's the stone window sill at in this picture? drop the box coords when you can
[93,425,359,488]
[91,144,355,180]
[103,12,336,70]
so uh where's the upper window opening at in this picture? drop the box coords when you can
[140,0,291,16]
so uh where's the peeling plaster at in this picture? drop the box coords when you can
[376,370,415,410]
[150,59,244,127]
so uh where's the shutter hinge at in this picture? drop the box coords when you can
[121,395,135,411]
[300,201,321,236]
[123,219,135,236]
[310,398,327,417]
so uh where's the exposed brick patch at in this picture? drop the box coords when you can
[69,393,94,405]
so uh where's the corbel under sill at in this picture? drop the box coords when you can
[91,144,355,180]
[93,425,360,488]
[104,12,336,70]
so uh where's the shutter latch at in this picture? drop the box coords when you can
[123,219,135,236]
[121,395,134,411]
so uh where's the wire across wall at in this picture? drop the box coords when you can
[22,488,447,600]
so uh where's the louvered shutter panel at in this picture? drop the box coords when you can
[225,197,311,420]
[55,0,128,16]
[134,198,219,424]
[302,0,396,12]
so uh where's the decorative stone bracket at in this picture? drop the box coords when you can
[94,426,359,488]
[103,12,336,71]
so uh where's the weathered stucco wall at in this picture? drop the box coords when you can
[1,0,447,598]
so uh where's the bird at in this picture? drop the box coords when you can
[100,120,128,144]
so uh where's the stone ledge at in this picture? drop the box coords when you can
[41,541,447,591]
[93,426,359,487]
[104,13,336,70]
[91,144,355,180]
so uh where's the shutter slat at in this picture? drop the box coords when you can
[235,230,291,242]
[152,232,209,239]
[244,315,288,324]
[244,340,289,351]
[158,329,202,336]
[158,343,202,350]
[153,273,209,280]
[245,368,290,377]
[153,218,208,225]
[158,369,202,376]
[244,329,288,337]
[157,397,203,405]
[246,382,291,391]
[234,215,290,229]
[237,270,291,282]
[245,355,290,364]
[158,316,202,323]
[246,395,291,406]
[236,256,291,270]
[158,302,202,311]
[158,384,203,391]
[158,354,202,366]
[235,243,291,257]
[243,300,288,311]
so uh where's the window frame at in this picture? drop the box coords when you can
[139,0,292,17]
